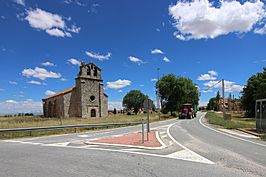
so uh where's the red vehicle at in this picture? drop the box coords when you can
[179,103,196,119]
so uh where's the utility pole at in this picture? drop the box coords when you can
[156,68,161,120]
[222,79,225,119]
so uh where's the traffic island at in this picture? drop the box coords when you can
[85,131,165,149]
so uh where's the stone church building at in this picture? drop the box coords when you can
[42,62,108,118]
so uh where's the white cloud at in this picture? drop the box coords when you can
[225,84,244,93]
[27,80,42,85]
[68,25,81,33]
[46,28,71,37]
[151,78,158,82]
[108,102,123,110]
[5,100,18,104]
[9,81,18,85]
[203,80,243,93]
[203,80,221,88]
[107,79,131,89]
[45,90,56,96]
[14,0,25,6]
[0,100,42,114]
[197,70,218,81]
[254,25,266,34]
[68,58,81,66]
[118,90,123,93]
[169,0,265,40]
[25,8,80,38]
[202,89,213,93]
[163,57,170,62]
[64,0,86,7]
[129,56,145,65]
[85,50,111,61]
[151,49,164,54]
[60,78,67,81]
[208,70,218,76]
[42,61,55,67]
[22,67,61,80]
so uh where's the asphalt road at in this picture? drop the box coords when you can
[1,112,266,177]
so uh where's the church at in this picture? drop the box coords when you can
[42,62,108,118]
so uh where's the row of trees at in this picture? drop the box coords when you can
[122,74,199,115]
[241,68,266,117]
[2,113,35,117]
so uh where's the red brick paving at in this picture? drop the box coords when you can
[91,131,161,147]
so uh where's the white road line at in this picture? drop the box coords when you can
[40,144,214,164]
[3,131,212,164]
[155,131,167,149]
[167,123,214,164]
[78,131,112,138]
[199,113,266,148]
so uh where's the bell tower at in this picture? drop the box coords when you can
[75,62,104,118]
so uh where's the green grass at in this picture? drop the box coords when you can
[261,134,266,141]
[205,112,255,129]
[0,113,174,139]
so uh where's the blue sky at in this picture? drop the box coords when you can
[0,0,266,114]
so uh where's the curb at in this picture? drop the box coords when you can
[236,128,261,137]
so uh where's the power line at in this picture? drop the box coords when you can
[202,80,222,92]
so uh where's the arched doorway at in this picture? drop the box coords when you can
[91,109,96,117]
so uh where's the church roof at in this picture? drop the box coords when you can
[42,86,108,100]
[42,86,76,101]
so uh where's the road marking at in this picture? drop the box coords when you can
[155,131,167,149]
[42,144,214,164]
[3,129,213,164]
[167,123,214,164]
[78,131,112,138]
[199,113,266,148]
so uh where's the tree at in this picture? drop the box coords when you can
[123,90,148,114]
[207,98,216,111]
[207,92,221,111]
[156,74,199,115]
[241,68,266,117]
[113,108,117,114]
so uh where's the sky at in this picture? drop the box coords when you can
[0,0,266,114]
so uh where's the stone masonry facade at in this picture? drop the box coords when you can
[42,62,108,118]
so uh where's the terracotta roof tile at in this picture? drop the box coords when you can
[42,86,76,101]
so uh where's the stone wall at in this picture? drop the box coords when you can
[43,95,64,118]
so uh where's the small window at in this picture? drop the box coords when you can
[90,95,95,102]
[93,67,97,77]
[87,66,91,75]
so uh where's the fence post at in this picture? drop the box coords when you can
[142,119,144,143]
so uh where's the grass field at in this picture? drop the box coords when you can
[0,113,175,139]
[205,112,256,129]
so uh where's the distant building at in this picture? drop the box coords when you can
[218,98,242,111]
[42,62,108,118]
[218,98,231,111]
